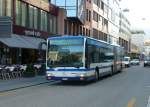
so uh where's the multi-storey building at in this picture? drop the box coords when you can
[119,11,131,54]
[0,0,66,64]
[131,30,145,54]
[130,43,140,58]
[51,0,121,45]
[50,0,91,37]
[144,40,150,56]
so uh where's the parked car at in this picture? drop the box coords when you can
[144,58,150,67]
[122,56,131,67]
[130,59,140,65]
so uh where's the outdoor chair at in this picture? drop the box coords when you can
[1,69,11,80]
[10,67,21,78]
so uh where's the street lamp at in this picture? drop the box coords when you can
[122,9,129,12]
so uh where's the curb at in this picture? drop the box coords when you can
[0,81,54,93]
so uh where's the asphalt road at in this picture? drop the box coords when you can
[0,65,150,107]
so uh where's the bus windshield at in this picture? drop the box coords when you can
[47,38,84,68]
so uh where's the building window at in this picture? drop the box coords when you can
[93,11,98,22]
[89,30,91,37]
[99,31,103,40]
[86,29,88,36]
[86,9,88,21]
[16,0,21,25]
[68,22,71,35]
[104,33,107,42]
[93,28,98,39]
[33,7,38,29]
[101,1,104,10]
[40,10,44,31]
[64,19,67,34]
[89,10,91,21]
[49,14,53,32]
[80,26,82,35]
[104,4,108,13]
[0,0,4,16]
[37,8,41,30]
[40,10,48,31]
[103,18,108,32]
[89,0,91,3]
[6,0,12,16]
[44,12,48,32]
[94,0,100,7]
[21,2,27,27]
[29,5,34,28]
[83,27,85,35]
[86,9,91,22]
[48,14,57,34]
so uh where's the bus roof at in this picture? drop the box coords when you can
[47,35,84,40]
[47,35,122,48]
[48,35,108,44]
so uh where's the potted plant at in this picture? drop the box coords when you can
[23,64,35,77]
[38,63,46,75]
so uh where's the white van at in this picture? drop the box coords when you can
[123,56,131,67]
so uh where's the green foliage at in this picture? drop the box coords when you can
[23,64,35,77]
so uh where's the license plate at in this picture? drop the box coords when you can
[62,78,68,80]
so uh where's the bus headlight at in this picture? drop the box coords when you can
[80,73,87,77]
[47,73,53,76]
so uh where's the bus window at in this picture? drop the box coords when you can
[47,38,84,68]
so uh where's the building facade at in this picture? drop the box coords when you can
[0,0,66,64]
[131,30,145,55]
[51,0,121,45]
[119,11,131,54]
[144,40,150,56]
[130,43,140,58]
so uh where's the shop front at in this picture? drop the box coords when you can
[0,34,46,65]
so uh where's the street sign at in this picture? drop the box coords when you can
[0,16,12,38]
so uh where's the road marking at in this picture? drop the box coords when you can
[147,96,150,107]
[127,97,136,107]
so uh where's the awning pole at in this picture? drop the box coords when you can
[19,48,22,64]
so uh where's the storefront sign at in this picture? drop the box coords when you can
[13,25,51,38]
[24,30,41,37]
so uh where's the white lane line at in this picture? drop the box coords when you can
[147,96,150,107]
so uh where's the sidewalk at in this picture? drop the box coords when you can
[0,76,49,92]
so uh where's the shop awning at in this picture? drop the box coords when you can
[0,34,46,50]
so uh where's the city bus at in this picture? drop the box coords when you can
[46,36,124,81]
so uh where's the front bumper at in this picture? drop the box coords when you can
[46,76,95,81]
[144,63,150,66]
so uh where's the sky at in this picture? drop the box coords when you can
[120,0,150,40]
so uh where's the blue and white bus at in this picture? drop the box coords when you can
[46,36,124,81]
